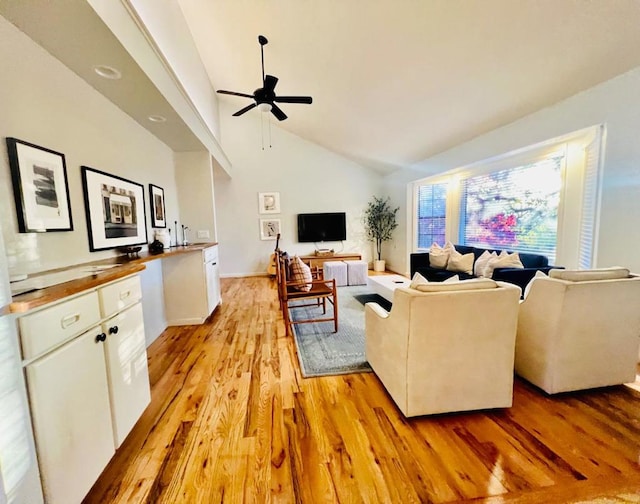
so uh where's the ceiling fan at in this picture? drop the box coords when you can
[216,35,312,121]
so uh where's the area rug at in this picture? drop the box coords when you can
[289,285,377,377]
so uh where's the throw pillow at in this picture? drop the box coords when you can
[473,250,492,277]
[289,256,313,291]
[410,272,429,289]
[446,249,474,275]
[428,242,451,269]
[415,278,498,292]
[523,270,548,300]
[443,274,460,283]
[484,251,524,278]
[549,267,630,282]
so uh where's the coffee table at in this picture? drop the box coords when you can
[367,274,411,302]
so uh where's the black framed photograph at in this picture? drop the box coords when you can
[6,137,73,233]
[81,166,148,251]
[149,184,166,228]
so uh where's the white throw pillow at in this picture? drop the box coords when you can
[484,251,524,278]
[428,242,453,269]
[523,270,548,299]
[549,267,630,282]
[410,272,429,289]
[443,274,460,283]
[474,250,492,277]
[446,250,474,275]
[415,278,498,292]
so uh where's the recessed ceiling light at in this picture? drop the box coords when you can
[93,65,122,80]
[148,115,167,123]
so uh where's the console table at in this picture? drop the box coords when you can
[299,253,362,270]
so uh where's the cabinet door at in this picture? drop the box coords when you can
[103,302,150,447]
[26,329,114,504]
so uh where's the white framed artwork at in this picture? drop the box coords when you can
[260,219,281,240]
[258,192,280,214]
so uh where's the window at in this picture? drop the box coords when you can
[416,183,447,249]
[410,125,604,268]
[461,156,563,263]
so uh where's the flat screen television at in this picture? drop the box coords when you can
[297,212,346,243]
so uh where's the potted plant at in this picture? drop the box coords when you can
[364,196,399,272]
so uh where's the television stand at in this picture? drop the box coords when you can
[300,253,362,270]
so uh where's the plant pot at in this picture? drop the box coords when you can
[373,260,386,272]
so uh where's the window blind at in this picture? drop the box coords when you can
[461,157,563,262]
[416,183,447,249]
[578,139,601,269]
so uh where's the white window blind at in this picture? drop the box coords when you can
[416,183,447,249]
[461,156,563,262]
[578,139,601,269]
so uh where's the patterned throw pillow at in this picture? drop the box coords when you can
[289,256,313,291]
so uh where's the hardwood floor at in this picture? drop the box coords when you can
[83,276,640,503]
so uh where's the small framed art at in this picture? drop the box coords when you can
[6,137,73,232]
[260,219,281,240]
[149,184,166,228]
[258,192,280,214]
[81,166,148,251]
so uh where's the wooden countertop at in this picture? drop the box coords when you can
[9,242,218,314]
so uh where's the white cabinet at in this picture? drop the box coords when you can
[26,327,114,504]
[20,275,150,503]
[163,245,221,325]
[103,302,150,447]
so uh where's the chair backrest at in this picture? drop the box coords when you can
[516,273,640,393]
[389,282,521,415]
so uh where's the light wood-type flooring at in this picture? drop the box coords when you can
[84,276,640,503]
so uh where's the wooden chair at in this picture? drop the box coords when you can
[276,252,338,337]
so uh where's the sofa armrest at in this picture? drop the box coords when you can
[410,253,431,277]
[492,266,558,296]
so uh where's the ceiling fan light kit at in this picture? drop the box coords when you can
[217,35,312,121]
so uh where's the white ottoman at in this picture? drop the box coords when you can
[345,260,368,285]
[323,261,347,286]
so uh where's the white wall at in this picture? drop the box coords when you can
[386,67,640,275]
[0,16,179,275]
[0,16,176,346]
[215,102,382,277]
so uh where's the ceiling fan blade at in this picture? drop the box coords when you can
[270,103,287,121]
[233,103,258,116]
[274,96,313,104]
[264,74,278,92]
[217,90,254,99]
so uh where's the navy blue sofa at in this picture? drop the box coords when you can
[410,245,559,294]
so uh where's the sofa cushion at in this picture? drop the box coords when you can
[415,278,497,292]
[446,249,474,275]
[549,267,630,282]
[289,256,313,291]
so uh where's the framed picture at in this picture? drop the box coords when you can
[260,219,281,240]
[258,192,280,214]
[81,166,148,251]
[149,184,166,228]
[6,137,73,232]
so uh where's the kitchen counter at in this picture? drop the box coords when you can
[9,243,218,313]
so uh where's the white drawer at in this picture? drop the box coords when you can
[98,276,142,319]
[204,245,218,263]
[20,291,101,360]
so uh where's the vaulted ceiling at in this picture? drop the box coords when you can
[3,1,640,177]
[179,0,640,174]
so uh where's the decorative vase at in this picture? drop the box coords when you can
[373,260,386,272]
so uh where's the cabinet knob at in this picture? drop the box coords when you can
[109,326,119,335]
[95,333,107,343]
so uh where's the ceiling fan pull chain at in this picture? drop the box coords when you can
[269,115,272,148]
